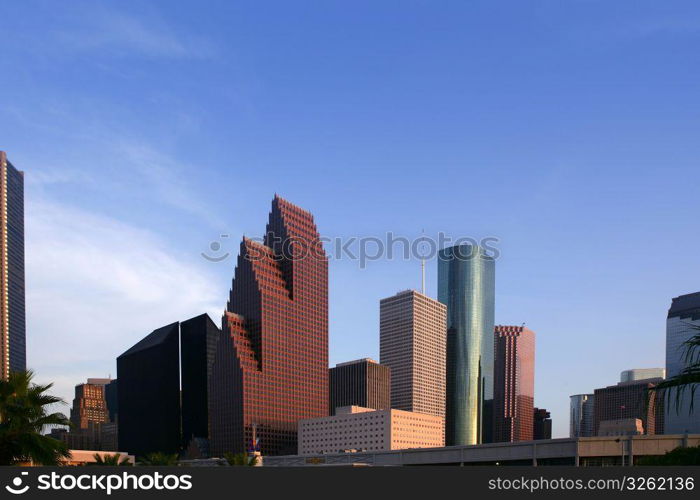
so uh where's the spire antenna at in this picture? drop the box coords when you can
[420,228,426,296]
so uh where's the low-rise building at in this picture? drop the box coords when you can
[598,418,644,436]
[298,406,444,455]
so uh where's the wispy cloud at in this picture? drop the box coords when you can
[53,7,215,59]
[26,199,222,404]
[114,140,225,228]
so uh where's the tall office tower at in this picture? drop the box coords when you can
[533,408,552,440]
[570,394,595,438]
[210,196,328,456]
[329,358,391,415]
[70,378,111,430]
[65,378,115,451]
[665,292,700,434]
[117,323,181,457]
[621,368,665,383]
[379,289,447,418]
[593,378,664,436]
[0,152,25,379]
[493,325,535,442]
[117,314,221,457]
[180,313,220,448]
[438,244,495,445]
[105,379,118,423]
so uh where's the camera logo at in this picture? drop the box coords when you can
[5,471,29,495]
[201,234,230,262]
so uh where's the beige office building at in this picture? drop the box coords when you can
[379,290,446,417]
[298,406,444,455]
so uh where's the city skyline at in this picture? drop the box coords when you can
[2,1,700,439]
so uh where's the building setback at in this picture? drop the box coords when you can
[0,151,25,379]
[380,290,446,418]
[117,322,181,457]
[298,406,444,455]
[665,292,700,434]
[570,394,595,438]
[329,358,390,414]
[493,325,535,442]
[209,196,328,456]
[54,378,118,451]
[70,378,111,430]
[438,244,495,445]
[533,408,552,440]
[593,378,664,436]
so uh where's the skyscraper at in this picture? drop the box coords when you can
[593,378,664,436]
[105,379,118,423]
[180,313,220,448]
[533,408,552,440]
[621,368,665,383]
[0,151,25,379]
[379,289,447,418]
[570,394,595,438]
[63,378,115,451]
[117,322,181,457]
[209,196,328,456]
[329,358,390,414]
[117,314,221,457]
[665,292,700,434]
[493,325,535,442]
[438,244,495,445]
[70,378,111,430]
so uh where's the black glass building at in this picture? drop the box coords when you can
[329,358,391,414]
[117,314,221,457]
[117,322,181,457]
[438,244,495,445]
[105,379,118,423]
[0,151,25,379]
[180,313,220,448]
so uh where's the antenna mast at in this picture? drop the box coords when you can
[420,228,426,295]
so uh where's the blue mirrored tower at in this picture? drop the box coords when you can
[438,244,495,445]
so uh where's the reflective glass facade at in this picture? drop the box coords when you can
[570,393,595,438]
[665,292,700,434]
[438,244,495,445]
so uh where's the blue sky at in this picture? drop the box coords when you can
[2,0,699,437]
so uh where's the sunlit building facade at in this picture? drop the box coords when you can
[70,378,111,430]
[210,196,328,456]
[379,290,446,418]
[438,244,495,445]
[0,152,25,380]
[493,325,535,442]
[298,406,444,455]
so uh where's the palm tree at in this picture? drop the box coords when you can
[0,370,71,465]
[223,452,258,466]
[652,324,700,414]
[90,453,132,466]
[138,452,179,466]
